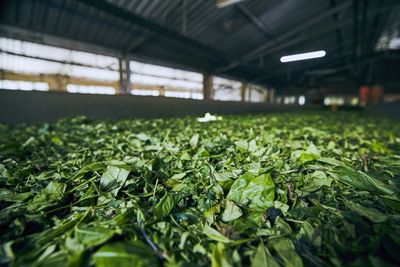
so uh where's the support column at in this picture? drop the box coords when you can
[203,74,213,100]
[119,55,131,94]
[263,89,268,102]
[48,75,67,92]
[159,86,165,97]
[248,84,252,102]
[269,88,276,103]
[240,83,247,102]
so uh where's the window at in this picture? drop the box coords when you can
[0,80,49,91]
[130,61,203,90]
[131,89,160,96]
[324,96,344,106]
[130,60,203,99]
[191,92,203,100]
[213,76,242,101]
[375,13,400,51]
[0,37,119,82]
[66,84,116,95]
[164,91,191,99]
[283,96,296,105]
[247,85,267,103]
[298,95,306,105]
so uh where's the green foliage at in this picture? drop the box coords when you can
[93,241,159,267]
[153,192,175,219]
[227,173,275,224]
[0,112,400,266]
[251,242,280,267]
[99,165,130,197]
[221,200,242,222]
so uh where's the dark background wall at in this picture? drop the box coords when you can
[365,101,400,120]
[0,90,309,124]
[1,90,398,125]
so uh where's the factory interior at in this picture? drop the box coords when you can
[0,1,400,266]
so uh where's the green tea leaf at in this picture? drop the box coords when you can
[227,173,274,224]
[190,134,199,149]
[335,165,396,196]
[0,188,31,202]
[28,181,66,211]
[211,242,232,267]
[270,238,303,267]
[302,170,332,193]
[1,113,400,266]
[153,192,175,219]
[251,242,279,267]
[203,226,232,243]
[75,226,115,247]
[93,241,158,267]
[345,201,400,223]
[99,165,130,197]
[221,200,242,222]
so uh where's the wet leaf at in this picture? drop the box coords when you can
[99,165,130,197]
[227,173,275,224]
[251,242,279,267]
[1,113,399,266]
[270,238,303,267]
[221,200,242,222]
[153,192,175,219]
[93,241,158,267]
[203,226,232,243]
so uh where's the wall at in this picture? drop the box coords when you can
[365,101,400,120]
[0,90,308,124]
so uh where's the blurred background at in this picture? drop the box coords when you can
[0,0,399,123]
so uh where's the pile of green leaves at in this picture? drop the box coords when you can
[0,112,399,267]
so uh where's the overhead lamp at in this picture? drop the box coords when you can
[217,0,245,8]
[280,50,326,63]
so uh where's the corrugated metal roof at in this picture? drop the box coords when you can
[0,0,399,88]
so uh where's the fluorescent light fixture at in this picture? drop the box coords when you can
[280,50,326,63]
[217,0,245,8]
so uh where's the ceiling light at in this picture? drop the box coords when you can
[280,50,326,63]
[217,0,245,8]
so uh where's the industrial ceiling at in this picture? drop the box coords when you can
[0,0,400,91]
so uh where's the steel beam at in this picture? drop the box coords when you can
[236,3,273,39]
[182,0,187,36]
[352,0,360,77]
[41,0,50,28]
[0,24,122,58]
[329,0,344,57]
[52,0,67,33]
[76,0,234,64]
[218,0,353,73]
[249,6,394,83]
[76,0,267,77]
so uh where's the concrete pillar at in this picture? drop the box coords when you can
[203,74,213,100]
[269,89,276,103]
[263,89,268,102]
[248,84,252,102]
[48,75,67,92]
[159,86,165,97]
[119,55,131,94]
[241,83,247,102]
